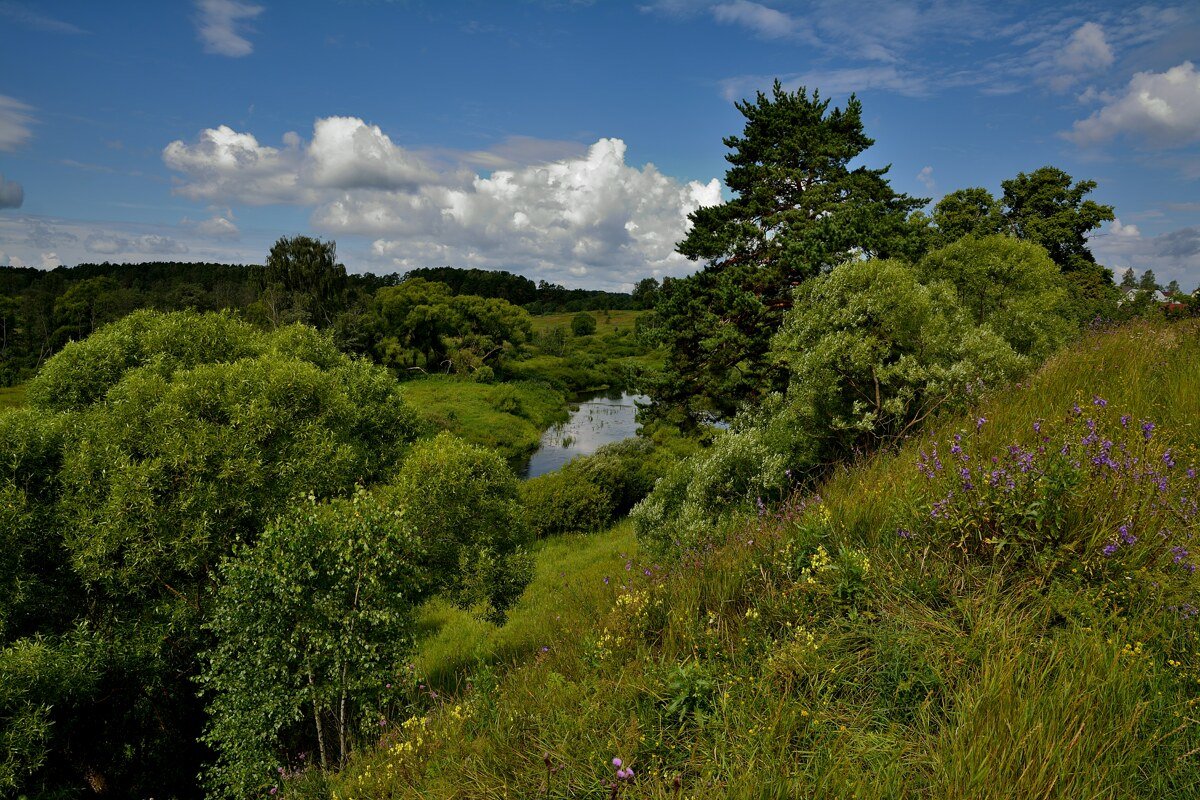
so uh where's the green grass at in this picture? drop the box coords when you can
[400,376,568,464]
[0,384,26,411]
[309,321,1200,799]
[508,309,664,392]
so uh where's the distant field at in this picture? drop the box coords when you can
[0,385,26,411]
[529,308,644,336]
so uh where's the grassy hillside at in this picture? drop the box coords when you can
[400,376,568,464]
[0,384,25,411]
[299,321,1200,799]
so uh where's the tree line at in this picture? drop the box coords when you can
[0,257,638,385]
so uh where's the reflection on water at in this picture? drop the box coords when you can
[520,390,647,479]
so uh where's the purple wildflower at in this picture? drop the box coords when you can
[1033,420,1042,433]
[1163,450,1176,468]
[1142,420,1156,441]
[1093,395,1107,407]
[1172,546,1189,564]
[1120,415,1130,427]
[1103,542,1119,557]
[896,528,912,540]
[613,758,622,768]
[976,417,987,432]
[1119,524,1137,546]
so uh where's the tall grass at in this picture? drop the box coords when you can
[301,321,1200,799]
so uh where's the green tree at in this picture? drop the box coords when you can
[648,81,926,422]
[1120,268,1137,289]
[1138,269,1159,291]
[917,235,1071,360]
[1000,167,1114,273]
[389,433,532,616]
[201,489,428,798]
[262,235,348,327]
[931,187,1006,246]
[4,311,421,797]
[372,278,456,369]
[771,258,1024,456]
[631,277,660,309]
[1166,279,1182,296]
[571,312,597,336]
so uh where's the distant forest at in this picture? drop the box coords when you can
[0,260,636,385]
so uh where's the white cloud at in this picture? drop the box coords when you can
[307,116,440,190]
[711,1,806,40]
[1044,22,1113,92]
[0,173,23,208]
[164,118,724,287]
[163,118,441,203]
[195,215,240,239]
[164,125,313,204]
[322,138,722,286]
[1111,218,1141,239]
[85,233,189,256]
[1066,62,1200,149]
[194,0,263,57]
[0,95,34,151]
[916,165,935,191]
[39,252,61,269]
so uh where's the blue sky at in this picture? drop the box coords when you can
[1,0,1198,290]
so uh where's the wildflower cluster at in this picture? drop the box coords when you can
[911,398,1199,581]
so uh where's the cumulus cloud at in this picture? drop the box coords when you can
[164,125,313,204]
[195,215,240,239]
[1066,62,1200,149]
[165,118,723,287]
[0,95,34,151]
[85,233,188,256]
[307,116,440,190]
[0,173,23,208]
[195,0,263,57]
[322,138,722,285]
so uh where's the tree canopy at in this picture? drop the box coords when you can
[646,81,926,422]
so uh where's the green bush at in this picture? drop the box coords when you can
[390,433,533,616]
[571,312,597,336]
[201,489,428,799]
[521,469,614,539]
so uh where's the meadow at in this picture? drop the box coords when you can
[308,320,1200,799]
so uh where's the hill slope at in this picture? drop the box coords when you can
[302,321,1200,800]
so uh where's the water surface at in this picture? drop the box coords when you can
[520,390,646,478]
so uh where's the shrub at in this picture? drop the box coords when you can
[521,469,614,539]
[390,433,533,616]
[201,489,428,799]
[571,312,597,337]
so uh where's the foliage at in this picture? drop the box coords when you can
[399,376,567,464]
[931,187,1006,246]
[371,279,532,376]
[772,258,1025,455]
[307,321,1200,800]
[0,311,423,797]
[571,312,597,337]
[201,489,429,799]
[390,433,533,616]
[522,437,672,540]
[261,235,348,327]
[917,235,1072,358]
[646,81,926,422]
[1000,166,1115,274]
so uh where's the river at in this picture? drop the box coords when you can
[519,390,647,479]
